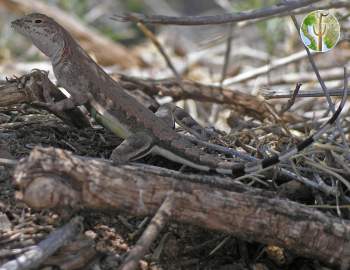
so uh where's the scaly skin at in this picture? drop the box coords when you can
[11,13,346,177]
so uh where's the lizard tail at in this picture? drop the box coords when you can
[227,87,347,178]
[152,88,346,178]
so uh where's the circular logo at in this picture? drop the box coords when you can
[300,10,340,52]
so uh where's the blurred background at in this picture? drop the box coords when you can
[0,0,349,131]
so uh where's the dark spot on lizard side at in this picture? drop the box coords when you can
[231,164,245,177]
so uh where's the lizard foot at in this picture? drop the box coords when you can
[110,132,154,165]
[30,101,61,114]
[31,100,54,109]
[110,154,128,166]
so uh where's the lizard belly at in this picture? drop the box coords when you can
[152,145,211,171]
[91,106,132,139]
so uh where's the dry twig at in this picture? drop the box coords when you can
[120,194,174,270]
[112,0,322,25]
[133,19,183,88]
[279,83,302,114]
[0,217,83,270]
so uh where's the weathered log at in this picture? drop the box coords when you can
[13,147,350,267]
[117,74,303,123]
[0,70,90,128]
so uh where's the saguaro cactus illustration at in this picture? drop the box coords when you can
[301,10,340,52]
[312,12,328,51]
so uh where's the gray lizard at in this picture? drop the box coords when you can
[11,13,346,177]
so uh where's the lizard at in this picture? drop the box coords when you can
[11,13,346,178]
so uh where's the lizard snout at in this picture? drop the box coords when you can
[11,19,30,35]
[11,19,23,29]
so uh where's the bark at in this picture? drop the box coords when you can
[0,70,90,128]
[13,147,350,267]
[117,74,303,123]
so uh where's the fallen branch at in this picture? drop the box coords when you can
[262,87,348,99]
[112,0,321,25]
[120,193,174,270]
[0,70,90,128]
[0,216,83,270]
[221,50,313,86]
[44,235,97,270]
[117,74,303,123]
[13,147,350,267]
[265,66,350,86]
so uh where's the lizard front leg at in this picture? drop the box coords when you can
[33,73,89,113]
[110,132,154,164]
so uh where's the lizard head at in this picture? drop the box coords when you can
[11,13,65,59]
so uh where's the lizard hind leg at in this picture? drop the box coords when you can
[155,104,214,141]
[154,104,175,129]
[110,132,154,164]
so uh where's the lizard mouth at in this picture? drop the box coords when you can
[11,19,28,34]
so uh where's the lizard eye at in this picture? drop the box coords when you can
[34,19,42,23]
